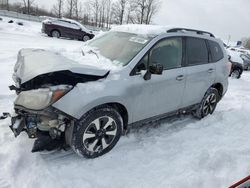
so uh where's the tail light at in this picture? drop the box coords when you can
[227,62,232,74]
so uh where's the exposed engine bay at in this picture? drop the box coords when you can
[10,106,71,152]
[11,70,109,92]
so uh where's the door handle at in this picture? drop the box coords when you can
[208,68,214,73]
[176,75,184,81]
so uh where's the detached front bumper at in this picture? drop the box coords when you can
[10,115,26,137]
[1,113,25,137]
[1,106,73,153]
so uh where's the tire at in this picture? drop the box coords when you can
[51,30,61,38]
[71,106,123,158]
[193,88,219,119]
[82,35,90,42]
[231,69,241,79]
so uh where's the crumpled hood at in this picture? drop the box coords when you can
[13,48,109,84]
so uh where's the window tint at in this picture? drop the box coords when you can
[240,54,250,61]
[186,38,209,65]
[208,40,224,62]
[150,38,182,70]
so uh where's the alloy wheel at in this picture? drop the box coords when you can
[82,116,117,153]
[203,93,217,116]
[231,70,240,79]
[52,31,60,38]
[83,35,90,42]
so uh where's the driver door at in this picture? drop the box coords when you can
[129,37,186,122]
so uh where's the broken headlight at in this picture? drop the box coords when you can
[14,85,72,110]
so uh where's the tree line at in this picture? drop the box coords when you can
[242,37,250,49]
[53,0,161,28]
[0,0,161,28]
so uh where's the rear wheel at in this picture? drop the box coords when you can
[193,88,219,119]
[83,35,90,42]
[71,106,123,158]
[51,30,61,38]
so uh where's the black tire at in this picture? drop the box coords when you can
[51,30,61,38]
[193,88,219,119]
[231,69,241,79]
[71,106,123,158]
[82,35,90,42]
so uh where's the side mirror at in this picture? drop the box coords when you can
[143,70,151,81]
[149,63,163,75]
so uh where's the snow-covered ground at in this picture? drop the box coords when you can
[1,17,250,188]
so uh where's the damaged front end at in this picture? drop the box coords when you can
[1,48,110,153]
[4,85,74,152]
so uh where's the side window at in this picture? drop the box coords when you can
[186,37,209,65]
[150,37,183,70]
[208,40,224,62]
[71,23,81,30]
[133,54,148,74]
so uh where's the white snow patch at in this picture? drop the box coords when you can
[227,49,244,64]
[111,24,172,36]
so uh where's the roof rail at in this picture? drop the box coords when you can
[167,28,215,38]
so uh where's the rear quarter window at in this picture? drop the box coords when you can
[208,40,224,62]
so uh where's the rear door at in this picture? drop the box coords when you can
[69,23,83,39]
[181,37,216,107]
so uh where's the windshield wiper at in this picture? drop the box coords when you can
[88,49,99,59]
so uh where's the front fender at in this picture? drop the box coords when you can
[52,82,132,122]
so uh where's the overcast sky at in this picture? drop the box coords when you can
[15,0,250,41]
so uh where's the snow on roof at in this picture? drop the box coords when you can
[111,24,172,36]
[227,49,244,64]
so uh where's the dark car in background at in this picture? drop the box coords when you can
[240,54,250,70]
[42,18,95,41]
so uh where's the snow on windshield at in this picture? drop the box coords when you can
[87,31,151,66]
[58,44,123,71]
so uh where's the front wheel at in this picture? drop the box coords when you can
[193,88,219,119]
[71,106,123,158]
[231,69,241,79]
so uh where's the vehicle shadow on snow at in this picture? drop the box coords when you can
[39,114,197,162]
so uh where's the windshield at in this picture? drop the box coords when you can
[88,32,152,66]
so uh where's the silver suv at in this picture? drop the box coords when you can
[3,26,230,158]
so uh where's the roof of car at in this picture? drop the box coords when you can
[111,24,215,38]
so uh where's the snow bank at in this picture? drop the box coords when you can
[0,16,41,36]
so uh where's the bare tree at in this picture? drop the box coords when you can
[52,0,64,18]
[242,37,250,49]
[66,0,73,18]
[105,0,112,28]
[90,0,101,27]
[111,0,127,24]
[0,0,9,10]
[128,0,160,24]
[145,0,159,24]
[73,0,83,20]
[22,0,36,14]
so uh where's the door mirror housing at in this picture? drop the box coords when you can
[149,63,163,75]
